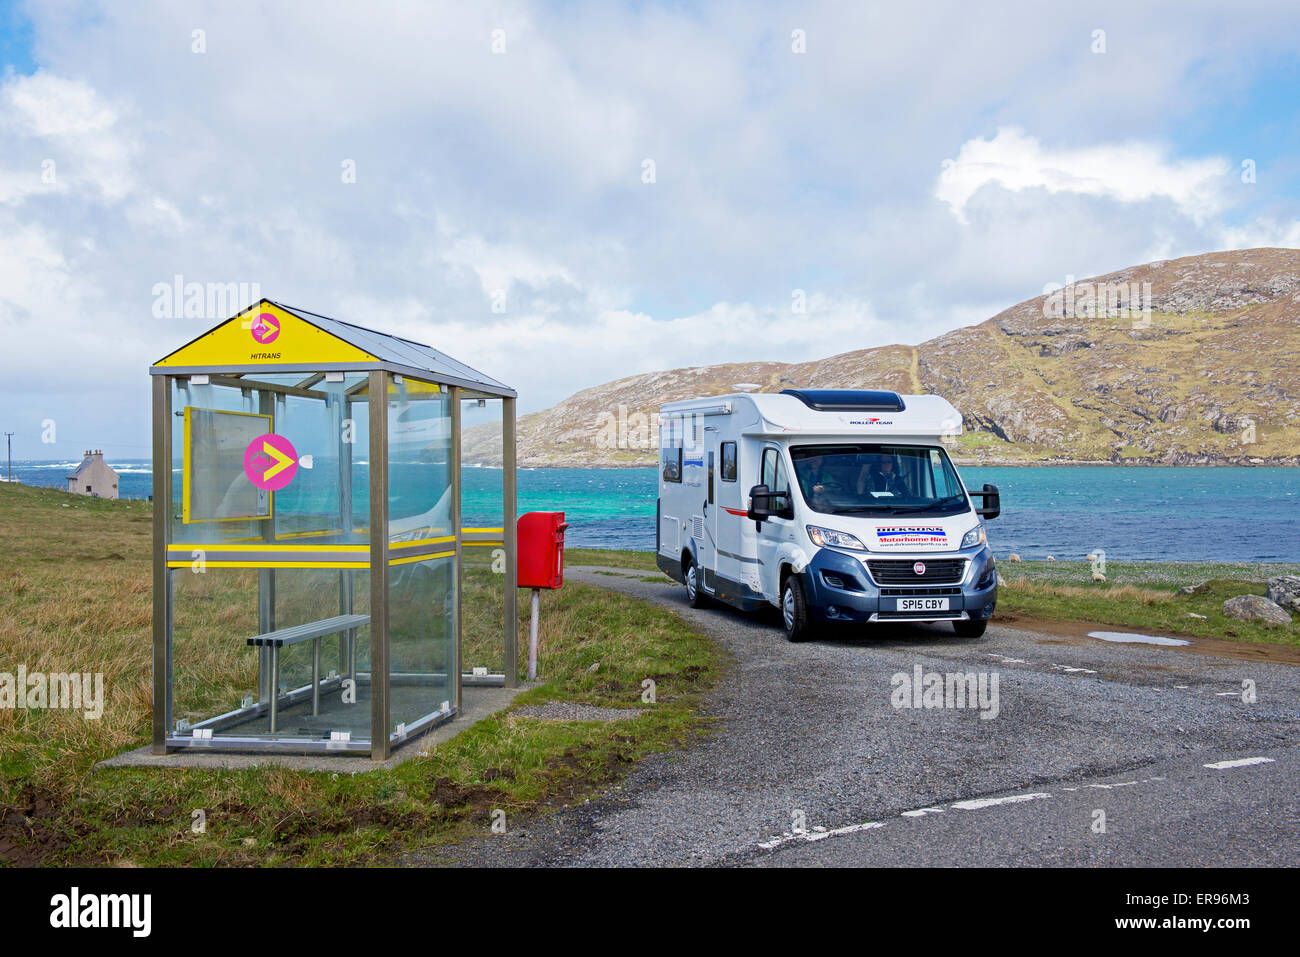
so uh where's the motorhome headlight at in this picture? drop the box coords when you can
[961,524,986,549]
[807,525,867,551]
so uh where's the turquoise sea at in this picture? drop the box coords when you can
[8,461,1299,562]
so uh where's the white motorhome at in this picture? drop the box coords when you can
[656,389,1001,641]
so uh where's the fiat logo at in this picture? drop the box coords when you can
[913,562,926,575]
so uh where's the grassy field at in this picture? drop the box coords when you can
[0,485,718,866]
[568,548,1300,647]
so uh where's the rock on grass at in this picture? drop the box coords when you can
[1266,576,1300,615]
[1222,594,1292,626]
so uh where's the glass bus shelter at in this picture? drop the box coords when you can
[149,300,518,759]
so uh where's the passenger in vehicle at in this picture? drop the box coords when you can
[857,453,907,496]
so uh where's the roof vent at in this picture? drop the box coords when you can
[779,389,906,412]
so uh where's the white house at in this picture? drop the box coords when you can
[67,449,120,499]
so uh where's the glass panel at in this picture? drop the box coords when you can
[660,416,682,482]
[388,554,454,735]
[387,377,451,542]
[387,376,455,736]
[170,566,372,743]
[762,447,783,490]
[720,442,737,482]
[165,370,375,747]
[171,566,259,731]
[930,448,962,499]
[169,373,370,547]
[461,397,506,675]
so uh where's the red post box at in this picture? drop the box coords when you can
[517,511,567,589]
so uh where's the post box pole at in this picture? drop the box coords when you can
[504,397,518,687]
[527,588,540,680]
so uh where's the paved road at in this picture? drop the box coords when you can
[419,566,1300,867]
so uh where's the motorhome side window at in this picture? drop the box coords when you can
[760,447,789,494]
[720,442,737,482]
[660,416,683,483]
[928,448,961,498]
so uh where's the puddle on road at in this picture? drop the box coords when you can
[1088,630,1191,647]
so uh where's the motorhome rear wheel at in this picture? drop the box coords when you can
[684,557,709,608]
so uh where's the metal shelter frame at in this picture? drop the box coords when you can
[149,300,517,759]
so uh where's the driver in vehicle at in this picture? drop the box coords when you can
[799,452,847,507]
[857,452,906,496]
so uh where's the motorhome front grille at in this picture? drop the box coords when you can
[867,559,967,585]
[879,586,961,597]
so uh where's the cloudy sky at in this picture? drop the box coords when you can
[2,0,1299,459]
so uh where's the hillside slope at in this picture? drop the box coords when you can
[465,248,1300,467]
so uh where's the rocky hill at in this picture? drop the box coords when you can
[464,248,1300,467]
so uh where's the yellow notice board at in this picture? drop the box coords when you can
[154,302,378,368]
[183,408,273,523]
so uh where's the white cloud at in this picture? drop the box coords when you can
[0,219,73,321]
[1219,218,1300,251]
[0,71,135,203]
[935,127,1231,225]
[7,71,118,137]
[436,216,581,300]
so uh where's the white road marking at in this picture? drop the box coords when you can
[988,653,1028,664]
[951,793,1049,811]
[757,776,1171,853]
[1051,664,1098,674]
[1215,692,1240,697]
[758,820,886,850]
[1067,776,1165,793]
[1203,757,1274,770]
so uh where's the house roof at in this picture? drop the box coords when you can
[150,299,515,397]
[67,452,119,481]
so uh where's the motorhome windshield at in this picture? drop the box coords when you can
[789,444,971,517]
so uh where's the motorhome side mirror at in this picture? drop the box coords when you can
[747,484,772,522]
[975,483,1000,519]
[770,490,794,520]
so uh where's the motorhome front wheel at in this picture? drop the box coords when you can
[782,577,814,643]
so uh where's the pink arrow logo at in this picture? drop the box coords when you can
[250,312,280,344]
[243,434,298,491]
